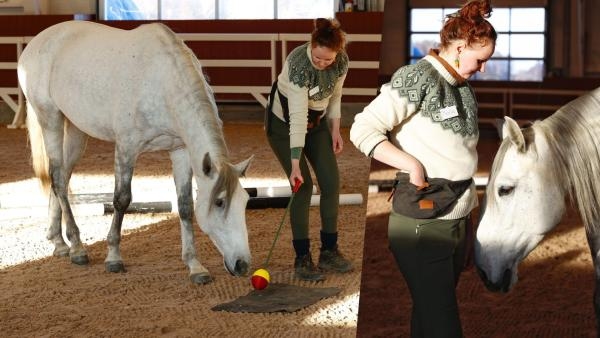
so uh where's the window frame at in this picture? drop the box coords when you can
[97,0,337,20]
[408,2,548,81]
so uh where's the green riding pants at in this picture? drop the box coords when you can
[388,211,469,338]
[266,112,339,240]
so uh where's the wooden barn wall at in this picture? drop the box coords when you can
[1,7,600,121]
[0,13,382,103]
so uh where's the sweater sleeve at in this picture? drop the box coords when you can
[286,81,310,149]
[325,73,346,120]
[350,68,422,157]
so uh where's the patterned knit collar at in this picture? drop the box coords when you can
[305,43,318,68]
[425,49,465,86]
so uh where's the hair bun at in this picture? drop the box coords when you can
[315,18,340,32]
[459,0,492,23]
[311,18,346,52]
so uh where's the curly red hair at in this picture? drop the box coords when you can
[440,0,497,49]
[311,18,347,53]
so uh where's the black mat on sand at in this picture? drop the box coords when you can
[211,283,341,313]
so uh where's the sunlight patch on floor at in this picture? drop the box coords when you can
[0,176,304,269]
[301,292,359,328]
[0,175,174,269]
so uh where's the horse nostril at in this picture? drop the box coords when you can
[476,266,488,282]
[501,268,512,293]
[235,259,249,276]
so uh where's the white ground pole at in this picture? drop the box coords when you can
[0,179,362,219]
[0,177,362,267]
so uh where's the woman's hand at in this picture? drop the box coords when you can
[329,117,343,155]
[332,130,344,154]
[408,162,426,187]
[289,159,303,186]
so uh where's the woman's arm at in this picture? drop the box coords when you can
[350,83,425,186]
[371,140,425,187]
[329,117,343,154]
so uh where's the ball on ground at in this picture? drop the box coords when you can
[251,268,270,290]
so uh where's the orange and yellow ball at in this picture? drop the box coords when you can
[251,268,270,290]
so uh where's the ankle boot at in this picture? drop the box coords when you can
[318,245,353,273]
[294,254,326,282]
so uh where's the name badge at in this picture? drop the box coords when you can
[309,86,320,96]
[439,105,459,120]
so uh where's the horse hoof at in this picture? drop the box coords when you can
[53,247,70,257]
[70,254,89,265]
[105,261,126,273]
[190,273,212,285]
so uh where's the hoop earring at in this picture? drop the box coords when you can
[454,57,460,68]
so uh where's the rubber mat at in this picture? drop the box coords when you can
[212,283,341,313]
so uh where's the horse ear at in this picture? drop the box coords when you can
[234,155,254,177]
[202,152,213,176]
[494,118,505,139]
[502,116,526,153]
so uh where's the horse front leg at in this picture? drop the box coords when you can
[170,149,212,284]
[586,229,600,336]
[104,150,135,273]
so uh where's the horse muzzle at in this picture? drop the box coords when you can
[225,259,249,277]
[476,265,512,293]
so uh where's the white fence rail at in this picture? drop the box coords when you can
[0,36,29,128]
[1,32,381,128]
[1,31,587,129]
[475,87,588,125]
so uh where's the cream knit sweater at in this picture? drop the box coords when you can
[350,51,479,219]
[271,42,348,149]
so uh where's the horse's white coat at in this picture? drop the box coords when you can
[475,87,600,330]
[476,118,565,286]
[18,21,252,283]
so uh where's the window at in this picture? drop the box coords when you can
[218,0,274,19]
[409,6,547,81]
[99,0,335,20]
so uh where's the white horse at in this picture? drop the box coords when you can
[18,20,253,284]
[475,87,600,329]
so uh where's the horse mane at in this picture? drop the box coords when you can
[538,88,600,231]
[150,23,229,159]
[149,24,238,209]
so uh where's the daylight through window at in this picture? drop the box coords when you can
[409,7,547,81]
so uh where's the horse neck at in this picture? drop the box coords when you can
[179,111,229,178]
[160,32,230,178]
[540,95,600,229]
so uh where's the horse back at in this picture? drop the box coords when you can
[19,21,191,143]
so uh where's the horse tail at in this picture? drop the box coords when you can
[26,101,51,195]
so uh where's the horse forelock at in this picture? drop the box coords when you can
[486,139,511,200]
[209,162,238,217]
[541,91,600,230]
[487,126,541,202]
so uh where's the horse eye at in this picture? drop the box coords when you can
[498,186,514,197]
[215,198,225,208]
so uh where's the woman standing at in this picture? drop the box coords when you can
[265,18,353,282]
[350,1,497,336]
